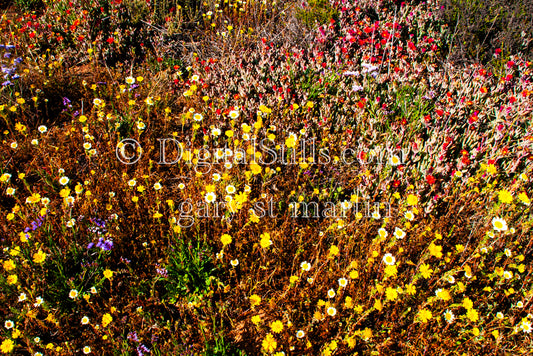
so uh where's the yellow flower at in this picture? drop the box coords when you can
[270,320,283,333]
[33,250,46,264]
[344,296,353,309]
[405,284,416,295]
[435,288,451,301]
[420,263,433,279]
[250,294,261,307]
[518,192,530,205]
[7,274,17,285]
[103,269,113,279]
[262,333,277,353]
[0,339,15,353]
[251,315,261,325]
[463,297,473,310]
[11,329,21,339]
[429,243,443,258]
[498,189,513,204]
[417,309,432,323]
[102,313,113,327]
[260,233,272,248]
[373,299,382,311]
[406,194,419,206]
[384,265,397,277]
[259,105,271,114]
[220,234,232,246]
[3,259,16,271]
[466,308,479,322]
[385,287,398,301]
[250,162,262,175]
[328,245,339,258]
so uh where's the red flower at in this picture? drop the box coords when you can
[426,174,435,184]
[106,37,114,44]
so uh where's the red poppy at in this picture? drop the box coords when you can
[426,174,435,184]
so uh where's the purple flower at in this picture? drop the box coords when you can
[102,240,114,251]
[127,331,139,342]
[137,345,150,356]
[87,242,95,249]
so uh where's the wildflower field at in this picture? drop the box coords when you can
[1,0,532,354]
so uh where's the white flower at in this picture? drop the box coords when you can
[326,306,337,316]
[383,253,396,266]
[327,289,336,298]
[212,128,221,136]
[153,182,162,191]
[378,228,388,238]
[205,192,216,203]
[226,185,236,194]
[193,113,203,121]
[521,319,532,333]
[443,310,455,324]
[404,211,414,221]
[338,278,348,288]
[296,330,305,338]
[125,76,135,84]
[59,176,69,185]
[69,289,78,299]
[229,110,239,119]
[4,320,14,329]
[389,154,401,166]
[83,346,91,354]
[300,261,311,272]
[492,217,508,231]
[31,139,39,145]
[34,296,43,307]
[38,125,48,133]
[230,259,239,267]
[394,227,406,239]
[18,293,27,302]
[81,316,89,325]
